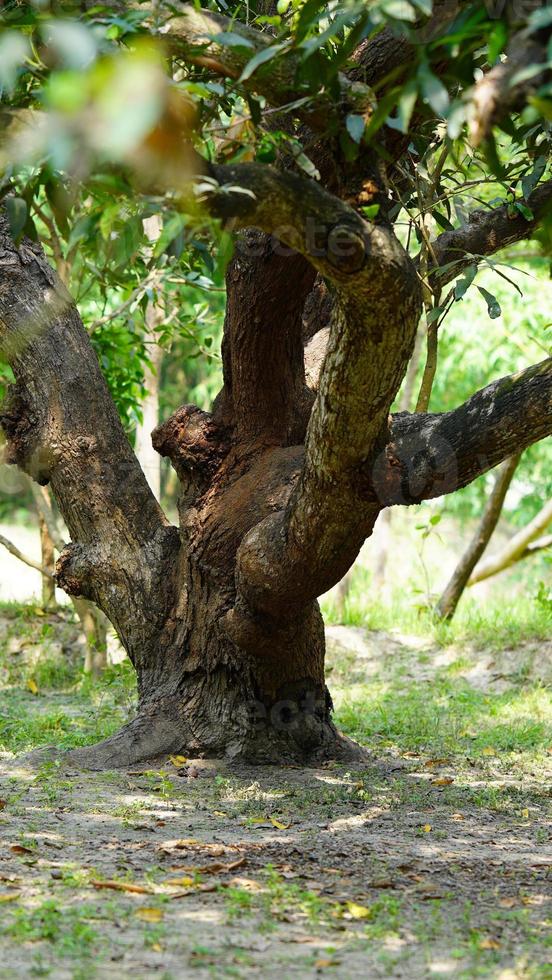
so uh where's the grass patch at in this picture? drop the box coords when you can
[334,676,552,761]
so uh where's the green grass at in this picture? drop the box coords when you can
[334,677,552,761]
[0,603,136,753]
[321,567,552,651]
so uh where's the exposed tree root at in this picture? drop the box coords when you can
[18,713,369,772]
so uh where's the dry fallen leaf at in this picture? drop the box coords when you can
[499,897,517,908]
[168,755,188,766]
[0,800,6,811]
[431,777,454,786]
[228,876,264,893]
[10,844,34,855]
[151,942,163,952]
[451,813,465,821]
[165,876,195,887]
[521,808,529,820]
[158,838,199,852]
[422,824,432,833]
[135,907,164,922]
[26,678,38,696]
[91,880,154,895]
[478,937,500,950]
[269,817,292,830]
[345,901,372,920]
[424,758,450,768]
[314,959,340,969]
[482,746,496,756]
[0,893,20,903]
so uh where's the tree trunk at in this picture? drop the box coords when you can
[39,513,56,609]
[134,215,163,501]
[134,342,163,501]
[1,166,551,770]
[436,454,521,620]
[69,437,353,768]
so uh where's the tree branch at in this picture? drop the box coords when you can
[369,358,552,507]
[0,212,179,653]
[469,31,550,146]
[0,531,53,578]
[468,497,552,584]
[193,161,421,635]
[218,230,315,444]
[426,180,552,289]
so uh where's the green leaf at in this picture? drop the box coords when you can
[514,201,534,221]
[6,197,28,243]
[477,285,501,319]
[239,42,288,83]
[361,204,380,220]
[454,264,477,300]
[154,214,186,258]
[211,31,255,51]
[487,20,507,64]
[388,80,418,134]
[346,113,366,144]
[418,63,449,116]
[521,156,547,200]
[433,210,453,231]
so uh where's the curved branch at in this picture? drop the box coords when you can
[426,180,552,289]
[0,212,179,652]
[369,358,552,507]
[469,497,552,585]
[195,161,421,634]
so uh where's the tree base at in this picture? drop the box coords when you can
[19,710,369,771]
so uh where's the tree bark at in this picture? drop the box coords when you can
[468,498,552,585]
[435,454,521,620]
[39,513,56,609]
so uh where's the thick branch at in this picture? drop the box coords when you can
[219,230,315,444]
[469,498,552,585]
[196,161,421,633]
[426,180,552,289]
[0,213,179,651]
[369,359,552,507]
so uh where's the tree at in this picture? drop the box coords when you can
[0,1,551,767]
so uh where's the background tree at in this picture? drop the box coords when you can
[0,0,551,768]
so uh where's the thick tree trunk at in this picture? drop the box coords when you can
[71,437,356,768]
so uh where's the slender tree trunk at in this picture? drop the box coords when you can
[72,597,108,675]
[436,454,521,620]
[134,342,163,501]
[134,215,163,501]
[39,513,56,609]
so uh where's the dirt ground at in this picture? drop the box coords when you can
[0,618,550,979]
